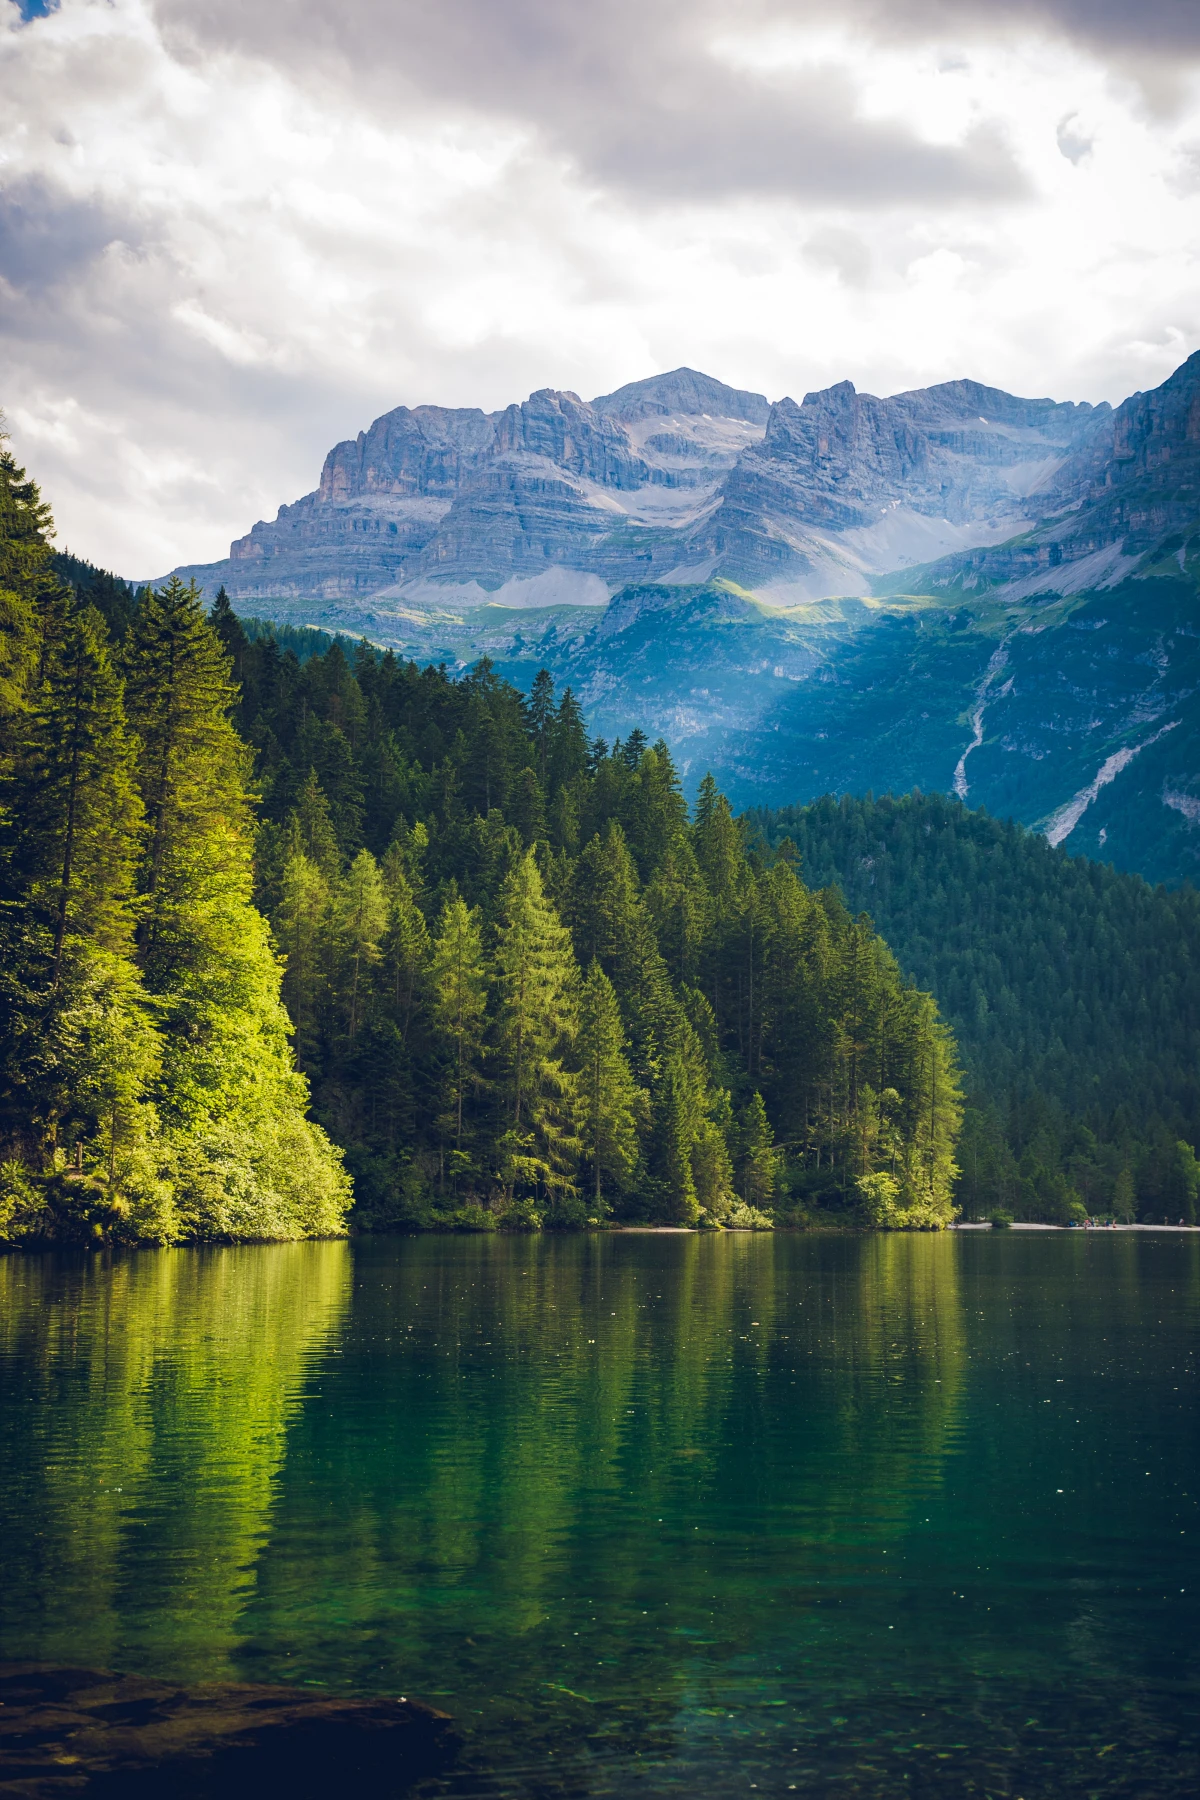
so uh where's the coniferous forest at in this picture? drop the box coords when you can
[0,444,961,1243]
[759,793,1200,1224]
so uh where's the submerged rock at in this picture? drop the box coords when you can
[0,1663,457,1797]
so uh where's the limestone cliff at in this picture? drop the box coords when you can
[170,364,1114,607]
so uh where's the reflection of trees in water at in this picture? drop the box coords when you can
[0,1243,350,1678]
[240,1235,966,1711]
[0,1235,966,1729]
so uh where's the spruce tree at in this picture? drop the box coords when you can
[492,849,581,1204]
[0,601,160,1206]
[273,832,330,1066]
[379,846,431,1045]
[123,577,349,1239]
[576,961,644,1214]
[430,895,488,1189]
[337,849,388,1042]
[0,441,52,734]
[736,1091,778,1208]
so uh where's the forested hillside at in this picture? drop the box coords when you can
[757,793,1200,1223]
[0,450,350,1244]
[208,599,959,1230]
[0,449,961,1241]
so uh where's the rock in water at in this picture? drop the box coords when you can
[0,1664,458,1798]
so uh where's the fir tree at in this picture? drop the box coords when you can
[430,895,488,1188]
[338,849,388,1043]
[735,1091,777,1208]
[576,960,644,1214]
[0,602,158,1196]
[492,849,581,1204]
[0,440,53,731]
[123,578,350,1239]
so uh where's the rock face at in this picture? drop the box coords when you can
[158,351,1200,886]
[169,365,1110,607]
[912,350,1200,598]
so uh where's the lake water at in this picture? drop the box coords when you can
[2,1231,1198,1797]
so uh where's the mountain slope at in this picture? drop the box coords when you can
[158,351,1200,885]
[756,790,1200,1220]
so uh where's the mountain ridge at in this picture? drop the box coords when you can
[164,363,1114,609]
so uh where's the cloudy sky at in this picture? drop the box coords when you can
[3,0,1200,575]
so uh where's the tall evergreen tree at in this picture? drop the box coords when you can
[123,577,349,1238]
[0,602,158,1198]
[430,895,488,1190]
[0,441,51,735]
[492,850,581,1206]
[576,961,644,1214]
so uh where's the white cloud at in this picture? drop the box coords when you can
[1,0,1200,575]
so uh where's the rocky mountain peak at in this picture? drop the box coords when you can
[170,352,1200,614]
[317,404,496,502]
[591,367,771,425]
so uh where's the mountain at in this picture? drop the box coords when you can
[163,353,1200,886]
[893,349,1200,600]
[169,366,1106,610]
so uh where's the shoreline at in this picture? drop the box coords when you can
[6,1219,1199,1254]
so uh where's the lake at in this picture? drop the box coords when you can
[2,1231,1198,1796]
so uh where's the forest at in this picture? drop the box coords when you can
[759,792,1200,1223]
[0,443,960,1243]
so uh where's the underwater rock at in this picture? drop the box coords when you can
[0,1663,457,1798]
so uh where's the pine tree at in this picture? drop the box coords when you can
[273,832,330,1065]
[379,845,431,1044]
[430,895,488,1189]
[0,601,159,1196]
[337,849,388,1042]
[0,440,53,734]
[528,668,555,785]
[1112,1164,1137,1223]
[736,1091,777,1207]
[576,961,644,1214]
[492,849,581,1203]
[123,578,349,1239]
[208,586,249,686]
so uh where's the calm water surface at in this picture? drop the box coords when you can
[1,1232,1198,1796]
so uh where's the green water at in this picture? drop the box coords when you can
[2,1232,1198,1796]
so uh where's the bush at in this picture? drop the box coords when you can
[725,1201,774,1230]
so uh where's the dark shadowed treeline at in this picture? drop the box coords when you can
[756,792,1200,1223]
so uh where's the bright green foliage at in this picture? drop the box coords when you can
[120,576,349,1239]
[0,476,349,1242]
[576,961,645,1214]
[0,597,159,1216]
[430,896,488,1188]
[5,545,962,1235]
[492,851,581,1210]
[184,630,962,1228]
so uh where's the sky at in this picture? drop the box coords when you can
[3,0,1200,576]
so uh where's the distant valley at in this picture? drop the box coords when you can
[167,352,1200,886]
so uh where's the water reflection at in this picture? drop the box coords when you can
[1,1232,1197,1797]
[0,1242,350,1677]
